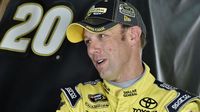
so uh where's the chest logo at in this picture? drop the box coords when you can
[88,94,108,103]
[139,97,158,109]
[123,89,137,97]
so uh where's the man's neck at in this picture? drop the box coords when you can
[109,74,143,88]
[109,63,145,88]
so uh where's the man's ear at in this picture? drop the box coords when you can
[128,26,142,45]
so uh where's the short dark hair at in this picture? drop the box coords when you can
[121,24,147,49]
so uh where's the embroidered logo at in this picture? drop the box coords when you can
[123,89,137,97]
[88,94,108,103]
[139,97,158,109]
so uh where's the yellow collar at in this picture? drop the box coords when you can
[102,64,155,98]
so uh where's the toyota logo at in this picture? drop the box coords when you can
[139,97,158,109]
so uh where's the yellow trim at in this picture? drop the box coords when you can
[66,22,118,43]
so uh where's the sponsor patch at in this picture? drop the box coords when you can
[86,25,105,32]
[88,93,108,103]
[119,3,135,18]
[85,102,109,109]
[166,89,197,112]
[102,83,110,93]
[124,15,132,22]
[154,80,177,90]
[133,108,157,112]
[61,86,80,107]
[155,80,199,112]
[139,97,158,109]
[86,5,107,17]
[123,89,137,97]
[86,93,109,109]
[83,79,101,85]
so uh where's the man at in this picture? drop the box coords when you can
[57,0,200,111]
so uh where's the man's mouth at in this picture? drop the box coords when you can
[97,59,105,65]
[95,58,107,70]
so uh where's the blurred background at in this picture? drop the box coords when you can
[0,0,199,112]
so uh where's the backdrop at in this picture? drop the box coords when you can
[149,0,200,95]
[0,0,199,112]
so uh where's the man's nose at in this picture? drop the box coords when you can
[88,41,101,55]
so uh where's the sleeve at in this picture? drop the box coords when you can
[56,86,83,112]
[165,88,200,112]
[180,101,200,112]
[56,92,71,112]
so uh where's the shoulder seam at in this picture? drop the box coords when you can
[154,80,177,90]
[83,79,102,85]
[154,80,198,112]
[166,89,198,112]
[61,86,81,108]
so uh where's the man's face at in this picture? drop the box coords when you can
[84,24,133,81]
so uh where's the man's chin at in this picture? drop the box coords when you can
[99,73,113,81]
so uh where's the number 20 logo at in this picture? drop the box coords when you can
[0,3,73,56]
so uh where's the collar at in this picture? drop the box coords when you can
[108,74,142,88]
[102,63,155,98]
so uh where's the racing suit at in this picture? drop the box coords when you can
[56,64,200,112]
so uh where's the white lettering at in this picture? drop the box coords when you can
[172,94,191,109]
[0,3,73,56]
[66,87,77,99]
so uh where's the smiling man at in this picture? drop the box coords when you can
[56,0,200,112]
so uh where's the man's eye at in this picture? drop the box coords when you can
[84,39,91,45]
[99,34,106,39]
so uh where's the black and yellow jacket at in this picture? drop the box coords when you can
[57,64,200,112]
